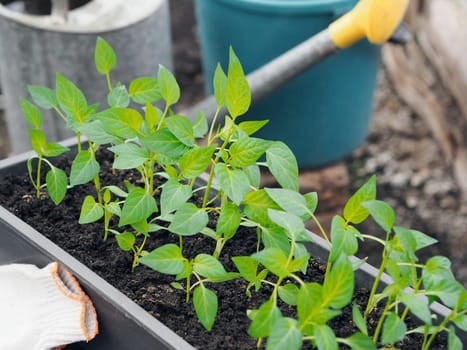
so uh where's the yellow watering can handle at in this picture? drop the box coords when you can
[329,0,409,49]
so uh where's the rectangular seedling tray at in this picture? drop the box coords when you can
[0,138,464,348]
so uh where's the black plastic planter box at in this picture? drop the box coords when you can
[0,139,465,348]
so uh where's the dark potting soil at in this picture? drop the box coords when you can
[0,151,448,349]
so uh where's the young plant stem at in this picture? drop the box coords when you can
[213,239,225,259]
[400,267,423,322]
[202,133,232,208]
[76,132,82,152]
[93,175,102,205]
[207,107,221,145]
[53,106,67,123]
[372,295,394,343]
[422,314,451,350]
[311,213,331,247]
[157,105,170,131]
[105,73,112,92]
[35,154,43,198]
[131,234,148,272]
[364,233,391,319]
[186,275,191,303]
[103,208,111,241]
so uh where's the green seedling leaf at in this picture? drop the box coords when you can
[381,312,406,345]
[119,187,157,226]
[70,150,100,186]
[42,143,70,157]
[394,226,438,252]
[79,195,104,224]
[267,209,305,241]
[213,63,227,107]
[229,137,270,168]
[168,203,208,236]
[193,254,229,280]
[352,303,367,335]
[131,219,149,236]
[193,285,218,331]
[215,163,250,205]
[55,73,88,123]
[314,325,338,350]
[266,142,299,191]
[46,166,67,205]
[341,333,376,350]
[294,243,311,274]
[160,179,192,216]
[238,120,269,136]
[392,227,417,261]
[399,293,431,324]
[140,244,185,275]
[97,108,143,138]
[115,231,135,251]
[304,192,318,215]
[453,313,467,332]
[158,65,180,107]
[343,175,376,224]
[248,300,281,338]
[243,189,281,226]
[145,102,159,131]
[362,200,395,232]
[107,85,130,108]
[141,128,191,160]
[261,226,291,255]
[288,254,310,274]
[104,185,128,198]
[171,282,184,290]
[423,256,454,290]
[448,326,463,350]
[95,37,116,75]
[193,111,208,138]
[21,98,43,129]
[266,317,302,350]
[216,202,241,240]
[28,85,57,110]
[330,216,358,262]
[232,256,258,283]
[165,115,195,147]
[252,248,289,278]
[244,164,261,189]
[179,145,215,179]
[225,47,251,119]
[323,254,354,309]
[265,188,309,217]
[278,284,299,306]
[105,202,121,216]
[129,77,160,104]
[78,120,121,145]
[28,129,46,155]
[427,278,464,308]
[109,143,149,169]
[297,283,324,330]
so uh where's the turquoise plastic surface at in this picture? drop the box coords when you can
[194,0,381,168]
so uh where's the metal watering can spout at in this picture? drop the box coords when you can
[329,0,410,48]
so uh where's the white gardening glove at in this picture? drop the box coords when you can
[0,262,98,350]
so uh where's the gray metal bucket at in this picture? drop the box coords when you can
[0,0,173,153]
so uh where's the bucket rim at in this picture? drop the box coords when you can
[212,0,357,14]
[0,0,165,34]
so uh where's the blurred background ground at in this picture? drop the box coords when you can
[1,0,466,285]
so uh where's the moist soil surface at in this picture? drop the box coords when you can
[0,150,448,349]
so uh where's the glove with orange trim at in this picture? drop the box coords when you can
[0,262,98,350]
